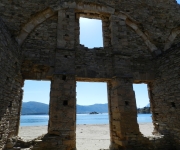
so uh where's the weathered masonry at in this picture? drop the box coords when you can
[0,0,180,149]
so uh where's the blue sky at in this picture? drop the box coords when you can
[22,17,151,108]
[23,80,149,108]
[80,17,103,48]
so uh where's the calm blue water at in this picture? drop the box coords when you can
[20,114,152,126]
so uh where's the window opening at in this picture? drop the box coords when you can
[76,82,110,150]
[8,101,12,108]
[171,102,176,108]
[125,101,129,106]
[63,100,68,106]
[80,17,103,48]
[62,75,67,80]
[133,83,154,137]
[18,80,50,140]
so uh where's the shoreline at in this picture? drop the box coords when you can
[21,113,151,115]
[19,123,154,150]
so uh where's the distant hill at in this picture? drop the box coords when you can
[21,101,108,115]
[137,103,151,114]
[77,103,108,114]
[21,101,150,115]
[21,101,49,115]
[146,103,150,107]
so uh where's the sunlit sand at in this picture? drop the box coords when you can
[19,123,154,150]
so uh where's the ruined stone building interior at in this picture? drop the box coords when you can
[0,0,180,149]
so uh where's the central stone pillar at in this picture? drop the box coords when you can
[108,78,140,150]
[48,75,76,150]
[57,8,75,49]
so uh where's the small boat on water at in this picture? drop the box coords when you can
[89,111,99,114]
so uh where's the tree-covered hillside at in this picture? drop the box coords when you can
[21,101,49,115]
[21,101,150,115]
[21,101,108,115]
[77,103,108,114]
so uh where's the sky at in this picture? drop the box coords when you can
[80,17,103,48]
[23,80,149,108]
[22,17,150,108]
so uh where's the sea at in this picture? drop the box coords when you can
[20,113,152,126]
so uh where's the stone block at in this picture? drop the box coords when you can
[114,139,127,147]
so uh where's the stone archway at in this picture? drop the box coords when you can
[16,2,160,56]
[1,1,180,150]
[16,8,55,45]
[164,26,180,50]
[16,2,159,149]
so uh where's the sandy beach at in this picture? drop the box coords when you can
[19,123,154,150]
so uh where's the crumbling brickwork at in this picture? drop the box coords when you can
[0,0,180,149]
[0,19,22,149]
[150,44,180,150]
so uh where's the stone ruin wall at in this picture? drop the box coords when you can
[0,0,180,149]
[1,0,180,50]
[0,19,23,149]
[20,6,155,81]
[150,44,180,149]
